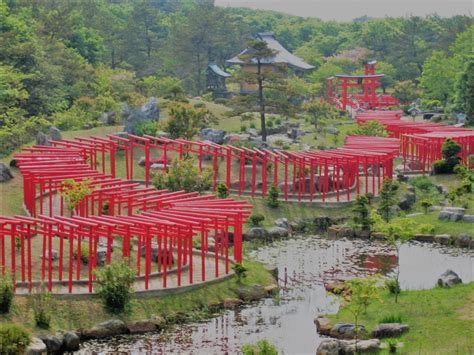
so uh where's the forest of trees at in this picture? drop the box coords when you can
[0,0,472,155]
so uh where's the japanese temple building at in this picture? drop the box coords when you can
[227,32,315,93]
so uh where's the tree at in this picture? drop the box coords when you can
[421,199,433,214]
[351,121,388,137]
[341,275,381,350]
[392,80,419,105]
[303,99,339,129]
[370,213,432,302]
[230,40,283,142]
[454,59,474,124]
[165,104,216,140]
[95,260,136,314]
[152,158,212,193]
[420,51,459,105]
[266,185,280,208]
[433,139,462,174]
[378,179,399,222]
[352,195,371,230]
[60,178,92,215]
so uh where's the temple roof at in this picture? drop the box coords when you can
[227,32,315,71]
[208,63,231,78]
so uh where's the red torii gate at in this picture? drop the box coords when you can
[2,145,251,294]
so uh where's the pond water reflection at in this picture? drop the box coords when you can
[80,236,473,354]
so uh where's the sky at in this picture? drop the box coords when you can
[214,0,473,21]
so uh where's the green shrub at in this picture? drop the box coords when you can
[152,158,212,193]
[216,183,229,198]
[433,160,451,174]
[388,339,398,353]
[29,289,52,329]
[0,273,13,314]
[249,122,256,129]
[240,124,247,132]
[194,102,206,108]
[132,121,159,137]
[242,339,278,355]
[249,213,265,226]
[274,118,282,126]
[214,98,228,105]
[73,244,90,265]
[409,176,434,192]
[0,324,30,354]
[95,260,135,314]
[266,186,280,208]
[433,139,462,174]
[421,199,433,214]
[385,278,401,297]
[379,314,403,324]
[266,120,274,128]
[232,263,247,283]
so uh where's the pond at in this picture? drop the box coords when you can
[80,236,474,354]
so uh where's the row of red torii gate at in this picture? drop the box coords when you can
[1,109,473,295]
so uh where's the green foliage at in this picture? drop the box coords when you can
[352,195,371,230]
[0,273,13,314]
[266,186,280,209]
[132,121,160,137]
[392,80,419,105]
[60,178,93,214]
[421,199,433,214]
[29,288,53,329]
[0,324,30,354]
[340,275,381,348]
[385,278,401,297]
[152,158,212,193]
[249,213,265,227]
[241,339,278,355]
[216,183,229,199]
[409,176,434,192]
[140,76,184,99]
[433,139,462,174]
[378,179,400,222]
[454,59,474,124]
[303,99,339,129]
[232,263,248,283]
[352,121,388,137]
[95,260,136,314]
[165,104,217,140]
[379,313,403,324]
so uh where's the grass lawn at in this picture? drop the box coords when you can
[394,212,473,237]
[0,260,273,334]
[328,283,474,354]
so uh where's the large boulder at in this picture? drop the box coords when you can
[236,284,267,302]
[141,97,160,120]
[462,215,474,223]
[455,234,472,248]
[80,319,129,339]
[398,192,416,211]
[127,320,159,334]
[200,128,226,144]
[243,227,269,241]
[264,264,279,279]
[274,218,289,230]
[62,331,80,352]
[49,127,62,141]
[36,131,51,146]
[372,323,409,338]
[0,163,13,182]
[317,339,380,354]
[122,98,160,134]
[38,334,64,354]
[314,316,332,336]
[434,234,452,245]
[140,244,174,264]
[329,323,366,340]
[99,111,117,125]
[437,269,462,288]
[267,227,289,239]
[26,337,47,355]
[438,207,465,222]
